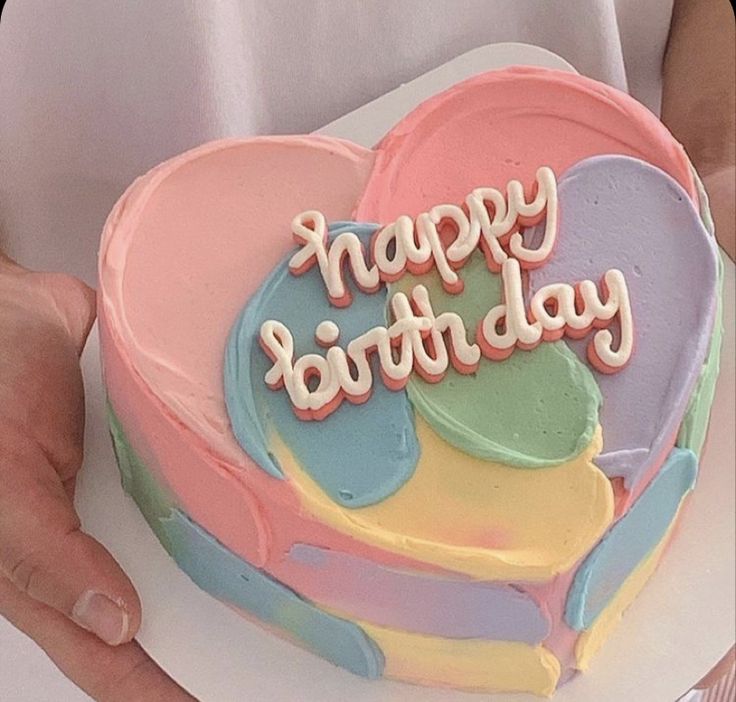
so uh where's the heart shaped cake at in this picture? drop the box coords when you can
[99,67,723,697]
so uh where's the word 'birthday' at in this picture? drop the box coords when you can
[260,168,633,421]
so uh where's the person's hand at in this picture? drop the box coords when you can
[662,0,735,260]
[0,254,195,701]
[703,166,736,261]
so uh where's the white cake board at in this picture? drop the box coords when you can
[76,43,736,702]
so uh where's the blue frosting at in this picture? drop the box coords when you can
[224,222,420,508]
[108,403,384,679]
[159,509,385,678]
[565,448,697,630]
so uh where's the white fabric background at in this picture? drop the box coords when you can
[0,0,674,285]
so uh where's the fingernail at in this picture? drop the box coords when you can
[72,590,129,645]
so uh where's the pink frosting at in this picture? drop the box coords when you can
[355,66,696,224]
[101,136,376,468]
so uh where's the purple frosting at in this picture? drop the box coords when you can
[287,544,550,643]
[527,155,719,491]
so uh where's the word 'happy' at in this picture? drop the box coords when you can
[260,168,633,421]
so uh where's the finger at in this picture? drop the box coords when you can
[0,441,141,645]
[40,270,97,354]
[0,276,92,482]
[62,476,77,503]
[0,577,196,702]
[702,167,735,261]
[0,255,133,645]
[0,255,96,356]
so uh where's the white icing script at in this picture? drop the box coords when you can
[261,168,635,420]
[289,167,558,305]
[260,285,480,421]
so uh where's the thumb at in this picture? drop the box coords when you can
[0,253,96,355]
[40,270,97,354]
[0,440,141,645]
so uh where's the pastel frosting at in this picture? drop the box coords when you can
[354,66,696,223]
[110,404,562,696]
[389,250,601,468]
[285,543,550,642]
[527,156,718,497]
[677,169,725,456]
[109,409,384,678]
[225,222,420,508]
[565,448,697,630]
[271,416,613,581]
[98,66,722,696]
[574,516,679,670]
[101,135,377,470]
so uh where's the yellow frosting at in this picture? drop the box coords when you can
[358,620,561,696]
[575,514,679,670]
[272,416,614,581]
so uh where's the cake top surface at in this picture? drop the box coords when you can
[99,66,719,582]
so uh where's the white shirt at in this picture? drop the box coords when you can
[0,0,674,284]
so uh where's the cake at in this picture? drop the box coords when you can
[98,67,723,697]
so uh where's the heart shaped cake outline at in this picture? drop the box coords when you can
[98,66,722,695]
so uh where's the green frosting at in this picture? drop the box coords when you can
[677,172,725,455]
[390,252,601,467]
[107,403,177,551]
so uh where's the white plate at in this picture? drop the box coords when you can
[76,43,736,702]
